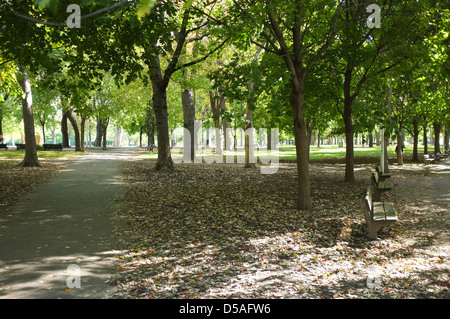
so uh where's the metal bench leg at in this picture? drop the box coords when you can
[367,223,380,240]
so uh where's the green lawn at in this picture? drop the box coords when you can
[0,150,85,160]
[137,144,433,161]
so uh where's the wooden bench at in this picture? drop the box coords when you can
[424,154,435,164]
[0,144,7,150]
[376,165,392,178]
[434,152,448,161]
[43,143,63,151]
[362,186,398,240]
[372,169,393,201]
[16,144,26,150]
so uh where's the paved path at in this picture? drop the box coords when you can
[0,148,138,299]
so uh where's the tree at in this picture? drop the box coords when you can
[1,0,66,166]
[228,0,345,209]
[88,1,228,170]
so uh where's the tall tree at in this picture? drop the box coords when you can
[229,0,345,209]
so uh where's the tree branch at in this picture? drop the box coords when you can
[174,38,229,72]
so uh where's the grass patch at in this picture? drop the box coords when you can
[136,145,434,162]
[0,150,85,160]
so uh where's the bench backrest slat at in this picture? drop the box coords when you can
[365,187,373,213]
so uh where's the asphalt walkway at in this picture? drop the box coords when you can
[0,148,137,299]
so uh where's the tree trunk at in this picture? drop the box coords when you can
[244,97,256,169]
[306,122,313,156]
[423,124,428,155]
[152,83,174,170]
[396,128,404,165]
[368,133,373,148]
[343,68,355,182]
[433,122,441,154]
[66,109,82,152]
[444,125,449,151]
[62,111,70,148]
[182,88,195,162]
[210,91,223,155]
[95,116,102,147]
[0,115,3,144]
[147,105,155,148]
[291,83,311,210]
[80,116,86,152]
[18,67,40,167]
[102,117,109,150]
[113,127,123,147]
[221,99,231,151]
[412,119,419,161]
[41,122,46,145]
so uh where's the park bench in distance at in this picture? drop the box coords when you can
[362,186,398,240]
[372,166,393,201]
[424,154,435,165]
[43,144,63,151]
[0,144,7,150]
[16,144,25,150]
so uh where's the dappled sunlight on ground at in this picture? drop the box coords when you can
[113,159,449,299]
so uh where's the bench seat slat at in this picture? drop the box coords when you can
[378,181,393,190]
[372,202,386,221]
[383,202,398,221]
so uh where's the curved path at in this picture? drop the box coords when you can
[0,148,139,299]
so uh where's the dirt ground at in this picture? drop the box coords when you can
[113,157,449,299]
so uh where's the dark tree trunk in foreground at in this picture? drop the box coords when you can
[18,67,40,167]
[291,83,311,210]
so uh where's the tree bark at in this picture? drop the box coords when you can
[433,122,441,154]
[444,125,449,151]
[95,116,103,147]
[210,91,223,155]
[40,121,46,145]
[80,116,86,152]
[423,124,428,155]
[412,120,419,161]
[62,111,70,148]
[291,83,311,210]
[343,68,356,182]
[66,109,82,152]
[396,128,404,165]
[182,88,195,162]
[221,99,231,151]
[18,67,40,167]
[412,119,419,161]
[244,97,256,169]
[102,117,109,150]
[147,105,155,148]
[0,115,3,144]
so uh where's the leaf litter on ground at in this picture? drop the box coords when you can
[112,160,449,299]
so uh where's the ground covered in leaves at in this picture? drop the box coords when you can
[112,159,449,299]
[0,160,63,208]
